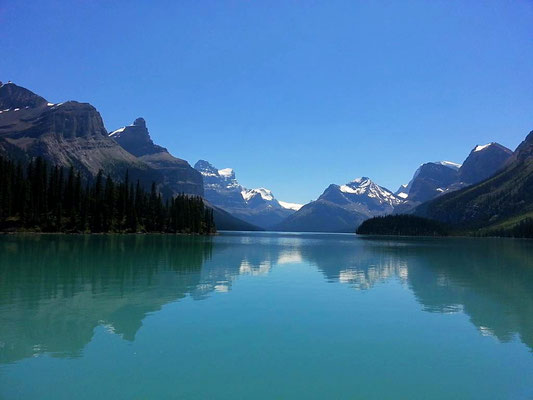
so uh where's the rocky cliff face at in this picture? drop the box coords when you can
[0,83,153,183]
[110,118,203,196]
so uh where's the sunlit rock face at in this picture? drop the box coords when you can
[194,160,300,228]
[0,82,156,184]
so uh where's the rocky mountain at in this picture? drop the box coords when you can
[0,82,156,184]
[109,118,203,196]
[194,160,302,229]
[0,82,259,232]
[275,177,401,233]
[457,142,513,185]
[396,143,512,211]
[415,130,533,235]
[401,161,461,204]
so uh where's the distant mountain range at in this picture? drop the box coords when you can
[1,81,530,235]
[275,142,514,233]
[194,160,302,229]
[275,177,402,232]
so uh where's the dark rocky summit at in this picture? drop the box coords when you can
[110,118,203,196]
[402,162,460,204]
[0,82,47,109]
[457,143,513,185]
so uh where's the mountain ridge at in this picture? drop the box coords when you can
[194,160,301,228]
[275,177,401,232]
[109,117,203,196]
[413,131,533,235]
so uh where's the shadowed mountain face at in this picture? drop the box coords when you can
[0,82,47,109]
[0,83,156,184]
[396,144,513,212]
[110,118,203,196]
[275,177,401,232]
[194,160,299,229]
[1,234,531,366]
[415,131,533,232]
[458,143,513,185]
[405,162,460,204]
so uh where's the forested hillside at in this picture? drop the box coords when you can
[0,156,215,234]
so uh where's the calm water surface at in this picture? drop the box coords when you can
[0,232,532,399]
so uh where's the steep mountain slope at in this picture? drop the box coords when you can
[0,82,156,184]
[210,205,263,231]
[110,118,203,196]
[415,131,533,233]
[457,142,513,185]
[275,177,401,233]
[194,160,301,228]
[403,162,460,204]
[194,160,246,209]
[0,81,47,109]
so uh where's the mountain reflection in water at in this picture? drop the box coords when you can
[0,232,532,365]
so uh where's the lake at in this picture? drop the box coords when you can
[0,232,532,399]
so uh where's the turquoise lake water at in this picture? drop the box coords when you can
[0,232,532,399]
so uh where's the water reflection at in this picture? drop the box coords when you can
[0,233,532,365]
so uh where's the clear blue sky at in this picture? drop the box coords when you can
[2,0,532,204]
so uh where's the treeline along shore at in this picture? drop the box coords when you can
[357,214,533,238]
[0,156,215,234]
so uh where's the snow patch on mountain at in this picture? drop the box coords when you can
[278,201,303,211]
[242,188,274,202]
[194,160,301,224]
[474,143,493,152]
[109,127,125,137]
[435,160,462,170]
[218,168,235,178]
[397,191,409,199]
[339,177,401,206]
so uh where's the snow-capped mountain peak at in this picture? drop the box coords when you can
[242,188,274,202]
[321,177,401,209]
[218,168,235,179]
[278,201,303,211]
[342,177,398,202]
[350,176,370,184]
[194,160,302,228]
